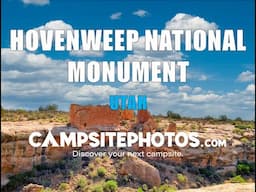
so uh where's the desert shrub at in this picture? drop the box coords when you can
[39,104,58,111]
[199,166,221,183]
[219,115,228,121]
[230,175,246,183]
[167,111,181,119]
[237,162,252,175]
[142,184,148,191]
[176,173,187,183]
[92,185,104,192]
[235,124,249,129]
[157,184,176,192]
[195,176,205,184]
[88,162,94,170]
[89,171,98,179]
[187,166,199,174]
[204,115,214,121]
[69,170,74,178]
[97,167,107,177]
[103,180,118,192]
[76,177,87,189]
[106,174,117,181]
[232,128,245,135]
[234,117,243,121]
[95,157,101,164]
[190,124,197,130]
[240,137,249,144]
[58,183,70,190]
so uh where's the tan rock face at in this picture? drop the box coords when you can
[119,155,161,187]
[22,183,44,192]
[137,110,152,124]
[70,104,120,130]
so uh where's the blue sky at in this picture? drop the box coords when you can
[1,0,255,120]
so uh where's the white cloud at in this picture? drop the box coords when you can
[133,9,148,17]
[2,48,54,68]
[182,93,221,103]
[65,85,117,103]
[198,74,208,81]
[246,84,255,93]
[33,20,73,31]
[124,13,214,81]
[2,13,254,120]
[70,44,104,57]
[192,87,202,94]
[22,0,49,6]
[110,12,122,20]
[2,55,255,121]
[237,70,255,82]
[179,85,192,92]
[165,13,218,31]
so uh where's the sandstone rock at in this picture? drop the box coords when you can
[121,110,135,120]
[119,155,161,186]
[142,119,157,133]
[137,110,152,124]
[22,183,44,192]
[167,122,176,132]
[69,104,120,130]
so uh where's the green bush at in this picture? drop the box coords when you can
[92,185,104,192]
[230,175,246,183]
[97,167,107,177]
[157,184,176,192]
[142,184,148,191]
[237,163,250,175]
[103,180,118,192]
[167,111,181,119]
[77,177,87,189]
[176,173,187,183]
[232,128,245,135]
[240,137,249,144]
[219,115,228,121]
[234,117,243,121]
[199,166,221,183]
[235,125,248,129]
[39,104,58,111]
[58,183,70,190]
[137,187,143,192]
[204,115,214,121]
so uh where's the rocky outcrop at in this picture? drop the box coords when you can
[121,110,135,120]
[119,155,161,186]
[168,122,176,132]
[142,119,157,133]
[1,106,255,188]
[137,110,152,124]
[1,123,78,187]
[70,104,120,130]
[22,183,44,192]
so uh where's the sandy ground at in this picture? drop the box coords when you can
[178,183,255,192]
[1,121,65,135]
